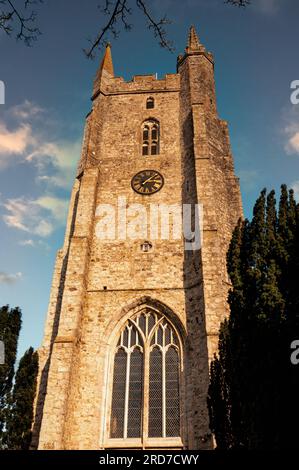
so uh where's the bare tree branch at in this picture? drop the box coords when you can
[84,0,173,59]
[136,0,172,50]
[225,0,251,6]
[0,0,42,46]
[0,0,251,56]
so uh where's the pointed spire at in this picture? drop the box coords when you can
[177,25,213,70]
[185,25,205,54]
[188,25,200,50]
[99,43,114,77]
[93,43,114,98]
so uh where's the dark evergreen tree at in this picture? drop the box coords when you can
[0,306,38,450]
[208,186,299,449]
[0,306,22,444]
[208,321,233,449]
[4,347,38,450]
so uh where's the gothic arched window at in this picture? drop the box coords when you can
[110,309,181,443]
[146,97,155,109]
[141,120,160,156]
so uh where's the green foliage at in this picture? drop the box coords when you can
[208,185,299,449]
[0,306,22,439]
[4,348,38,450]
[0,306,38,450]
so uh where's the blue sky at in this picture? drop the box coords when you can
[0,0,299,358]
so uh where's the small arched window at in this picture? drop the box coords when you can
[141,120,160,156]
[110,309,181,443]
[146,97,155,109]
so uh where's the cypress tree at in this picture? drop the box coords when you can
[208,186,299,449]
[4,347,38,450]
[265,190,277,258]
[208,320,233,449]
[0,306,22,445]
[276,184,291,295]
[280,190,299,449]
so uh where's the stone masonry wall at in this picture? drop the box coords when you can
[33,43,243,450]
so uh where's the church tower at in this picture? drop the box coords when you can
[32,26,243,450]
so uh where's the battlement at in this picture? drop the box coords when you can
[104,73,180,95]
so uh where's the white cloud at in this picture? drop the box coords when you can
[0,123,33,168]
[18,239,51,250]
[36,195,69,224]
[27,140,80,189]
[283,106,299,156]
[0,100,78,241]
[10,100,44,120]
[2,196,68,237]
[0,272,22,284]
[287,132,299,154]
[0,100,80,189]
[18,239,35,247]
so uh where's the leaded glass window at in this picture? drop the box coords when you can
[141,120,160,156]
[110,309,181,441]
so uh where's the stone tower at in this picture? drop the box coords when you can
[32,26,243,450]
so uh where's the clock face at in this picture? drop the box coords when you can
[131,170,164,195]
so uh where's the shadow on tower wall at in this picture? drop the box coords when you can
[30,187,80,449]
[181,110,212,450]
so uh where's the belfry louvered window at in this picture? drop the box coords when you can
[110,309,181,442]
[142,120,160,156]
